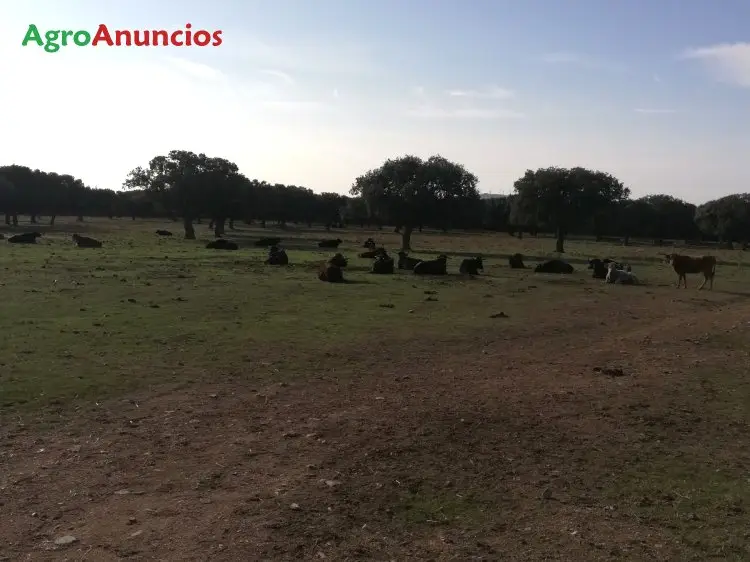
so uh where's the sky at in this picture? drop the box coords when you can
[0,0,749,204]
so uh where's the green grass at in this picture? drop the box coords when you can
[1,217,749,413]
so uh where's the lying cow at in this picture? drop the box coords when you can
[206,238,238,250]
[534,259,574,274]
[156,230,173,236]
[318,238,343,248]
[363,238,376,250]
[72,233,102,248]
[397,251,422,270]
[605,262,639,285]
[319,253,348,283]
[371,252,394,274]
[459,256,483,275]
[413,254,448,275]
[360,247,387,259]
[265,245,289,265]
[589,258,629,279]
[8,231,41,244]
[255,237,281,247]
[665,253,716,290]
[508,253,525,269]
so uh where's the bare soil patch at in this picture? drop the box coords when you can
[2,285,749,561]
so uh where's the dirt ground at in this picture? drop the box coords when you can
[2,278,749,561]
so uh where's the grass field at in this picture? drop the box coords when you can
[1,217,750,561]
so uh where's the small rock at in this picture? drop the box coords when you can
[127,517,137,525]
[54,535,78,546]
[379,303,395,308]
[489,312,508,318]
[114,489,131,496]
[130,530,143,538]
[322,480,341,488]
[290,503,301,510]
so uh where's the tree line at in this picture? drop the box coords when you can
[0,151,747,252]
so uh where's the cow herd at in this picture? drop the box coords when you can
[2,230,720,290]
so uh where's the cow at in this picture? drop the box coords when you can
[534,259,574,274]
[459,256,483,275]
[664,253,716,289]
[72,233,102,248]
[508,253,526,269]
[319,254,347,283]
[397,251,423,270]
[363,238,376,250]
[156,230,173,236]
[359,247,387,259]
[265,245,289,265]
[8,232,41,244]
[318,238,343,248]
[371,252,395,274]
[588,258,629,279]
[255,237,282,247]
[413,254,448,275]
[328,253,348,268]
[206,238,238,250]
[605,262,639,285]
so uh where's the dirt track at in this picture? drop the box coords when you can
[2,290,749,561]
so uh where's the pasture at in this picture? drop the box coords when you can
[1,217,750,561]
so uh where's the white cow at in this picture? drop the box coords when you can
[605,262,639,285]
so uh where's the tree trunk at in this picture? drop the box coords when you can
[401,225,414,251]
[623,235,630,246]
[183,218,196,239]
[261,220,266,228]
[30,215,37,223]
[76,215,84,222]
[209,219,214,229]
[49,215,56,226]
[229,218,235,230]
[132,215,136,221]
[12,214,18,226]
[214,218,226,237]
[555,227,565,253]
[4,214,10,225]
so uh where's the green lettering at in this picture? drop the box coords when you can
[73,30,91,46]
[44,30,60,53]
[62,30,73,46]
[21,24,43,47]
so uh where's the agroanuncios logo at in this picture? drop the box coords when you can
[21,23,223,53]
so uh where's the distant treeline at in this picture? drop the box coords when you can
[1,154,748,252]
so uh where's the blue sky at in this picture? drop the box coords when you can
[1,0,748,203]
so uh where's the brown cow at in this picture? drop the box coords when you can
[664,253,716,289]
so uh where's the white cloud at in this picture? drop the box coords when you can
[634,108,677,114]
[259,69,295,85]
[681,42,750,87]
[163,56,224,81]
[446,86,514,99]
[406,106,525,120]
[262,100,327,112]
[332,88,340,99]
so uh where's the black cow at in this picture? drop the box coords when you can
[363,238,376,250]
[534,259,574,274]
[206,239,238,250]
[8,232,41,244]
[360,247,387,259]
[328,253,348,268]
[459,256,483,275]
[156,230,173,236]
[72,234,102,248]
[265,245,289,265]
[371,252,394,274]
[318,238,343,248]
[413,254,448,275]
[508,253,526,269]
[397,251,422,270]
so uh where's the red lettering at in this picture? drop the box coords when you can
[193,30,211,46]
[132,31,149,46]
[212,30,223,46]
[170,30,183,46]
[152,30,168,46]
[184,22,192,46]
[91,24,113,46]
[114,30,131,46]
